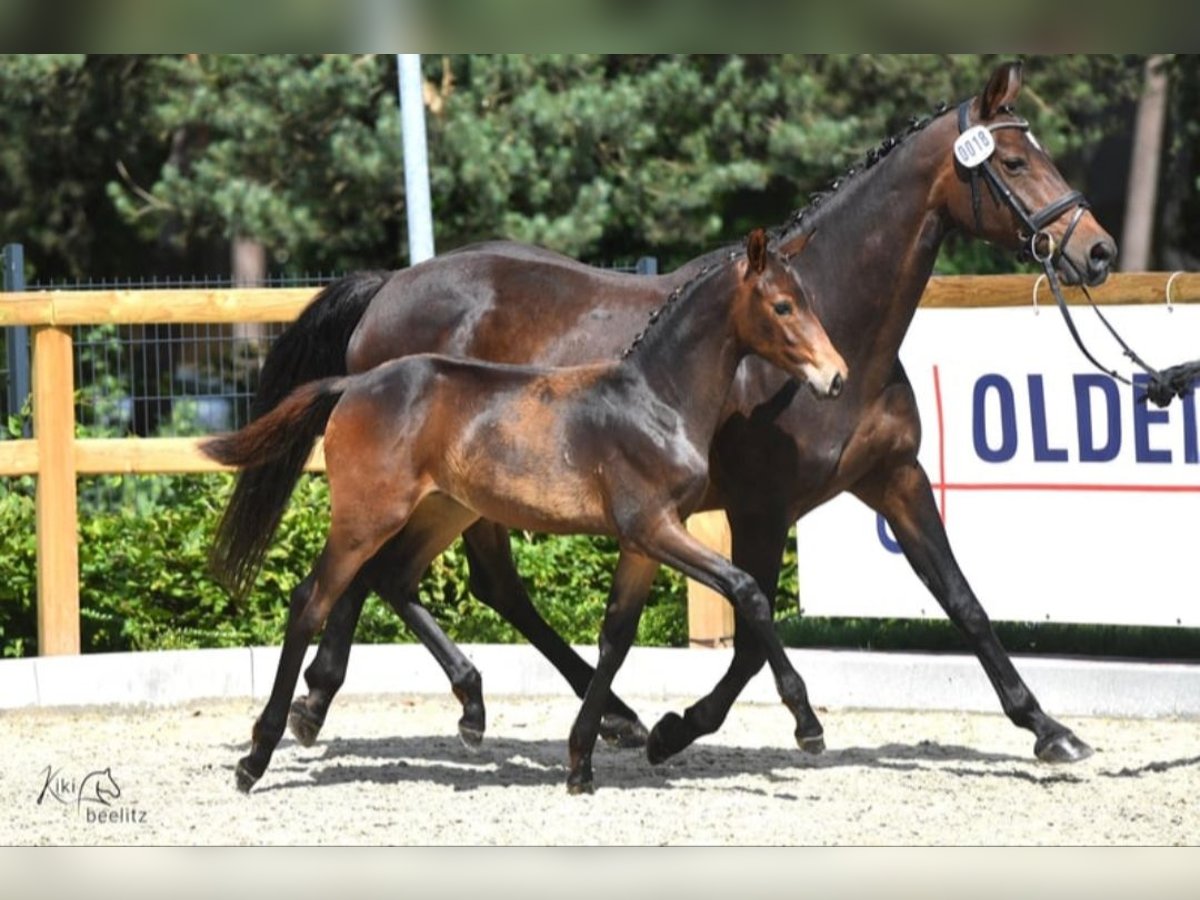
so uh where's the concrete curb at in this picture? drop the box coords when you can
[3,644,1199,719]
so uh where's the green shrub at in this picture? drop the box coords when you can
[0,473,697,656]
[0,478,38,658]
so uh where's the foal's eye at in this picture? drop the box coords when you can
[1001,156,1027,174]
[773,301,793,316]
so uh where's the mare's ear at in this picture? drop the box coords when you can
[980,61,1023,120]
[745,228,768,275]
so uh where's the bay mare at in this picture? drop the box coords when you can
[210,62,1116,770]
[203,231,846,792]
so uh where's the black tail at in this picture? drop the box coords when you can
[208,270,389,600]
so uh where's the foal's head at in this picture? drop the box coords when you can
[938,61,1117,286]
[737,229,847,399]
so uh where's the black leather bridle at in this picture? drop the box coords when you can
[956,100,1199,408]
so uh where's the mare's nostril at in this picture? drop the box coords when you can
[1090,240,1115,266]
[828,372,844,398]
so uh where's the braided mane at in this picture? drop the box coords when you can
[621,249,743,360]
[768,100,953,245]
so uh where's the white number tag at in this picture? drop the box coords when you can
[953,125,996,168]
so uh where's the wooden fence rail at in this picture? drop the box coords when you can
[2,272,1198,655]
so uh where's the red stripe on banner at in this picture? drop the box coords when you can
[934,482,1200,493]
[932,364,947,521]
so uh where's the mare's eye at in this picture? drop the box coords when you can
[1001,156,1027,174]
[773,301,793,316]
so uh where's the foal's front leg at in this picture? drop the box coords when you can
[646,508,792,764]
[640,516,824,755]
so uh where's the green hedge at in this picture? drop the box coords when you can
[9,471,1191,661]
[7,473,805,657]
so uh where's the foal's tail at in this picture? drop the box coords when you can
[201,377,349,471]
[208,270,388,600]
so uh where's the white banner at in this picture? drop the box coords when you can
[796,301,1200,627]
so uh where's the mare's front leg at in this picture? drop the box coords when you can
[646,509,793,764]
[566,551,660,794]
[463,520,648,748]
[641,515,824,759]
[854,458,1092,763]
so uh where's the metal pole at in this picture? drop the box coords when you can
[4,243,32,436]
[397,54,435,266]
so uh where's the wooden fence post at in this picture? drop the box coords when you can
[685,510,735,647]
[32,324,80,655]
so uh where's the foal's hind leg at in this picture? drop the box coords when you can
[289,576,370,747]
[463,520,649,748]
[566,551,660,794]
[855,460,1092,762]
[359,497,489,748]
[291,502,484,747]
[238,530,389,793]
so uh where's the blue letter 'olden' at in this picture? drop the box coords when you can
[973,374,1017,463]
[1028,375,1068,462]
[1074,374,1121,462]
[1133,374,1172,463]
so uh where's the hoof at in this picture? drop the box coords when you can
[566,775,596,796]
[287,699,324,748]
[599,713,650,749]
[646,711,692,765]
[458,720,485,751]
[797,731,826,755]
[1035,731,1094,764]
[235,759,261,794]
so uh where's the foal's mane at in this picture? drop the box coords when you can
[620,249,743,360]
[767,100,954,247]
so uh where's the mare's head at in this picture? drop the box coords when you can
[736,228,847,399]
[939,61,1117,286]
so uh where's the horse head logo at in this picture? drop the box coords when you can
[77,767,121,809]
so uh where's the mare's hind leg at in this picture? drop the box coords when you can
[646,509,793,764]
[566,551,660,794]
[638,514,824,760]
[463,520,649,748]
[855,460,1092,762]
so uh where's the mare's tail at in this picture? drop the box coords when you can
[207,271,388,599]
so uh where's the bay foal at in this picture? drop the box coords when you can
[203,229,846,793]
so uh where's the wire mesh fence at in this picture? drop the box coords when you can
[1,254,657,442]
[3,271,338,440]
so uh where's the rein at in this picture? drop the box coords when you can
[957,101,1200,408]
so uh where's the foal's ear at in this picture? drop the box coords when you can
[745,228,768,275]
[980,60,1023,120]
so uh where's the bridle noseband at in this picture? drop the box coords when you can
[956,100,1199,407]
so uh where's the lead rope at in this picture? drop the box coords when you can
[1044,258,1200,407]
